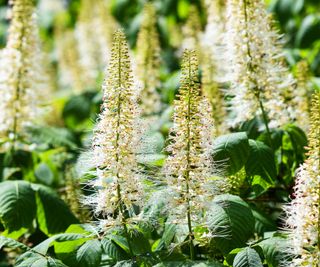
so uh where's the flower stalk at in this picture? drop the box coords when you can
[226,0,296,131]
[285,92,320,266]
[87,30,143,250]
[165,49,216,260]
[136,3,161,116]
[0,0,47,148]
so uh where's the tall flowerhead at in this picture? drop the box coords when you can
[87,29,143,228]
[136,3,161,116]
[201,0,226,80]
[164,50,217,258]
[285,92,320,266]
[226,0,294,128]
[75,0,117,87]
[0,0,47,140]
[55,29,88,93]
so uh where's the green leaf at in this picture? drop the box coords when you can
[16,254,48,267]
[47,258,69,267]
[251,209,277,235]
[16,252,68,267]
[26,125,77,149]
[154,261,224,267]
[0,236,29,251]
[257,236,288,267]
[257,128,284,150]
[137,154,166,167]
[113,260,136,267]
[101,238,129,262]
[35,163,54,186]
[73,239,102,267]
[130,230,151,255]
[32,184,78,235]
[206,194,255,254]
[62,92,96,129]
[282,124,307,155]
[233,247,263,267]
[213,132,250,175]
[0,181,36,232]
[295,14,320,48]
[245,140,277,185]
[106,234,130,254]
[33,233,87,255]
[1,227,29,239]
[154,224,176,251]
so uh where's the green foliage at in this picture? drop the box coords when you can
[0,236,28,251]
[206,195,255,254]
[33,184,79,235]
[26,126,78,150]
[213,132,250,175]
[0,181,36,232]
[256,235,289,266]
[0,181,78,235]
[232,247,263,267]
[62,239,102,267]
[246,140,277,195]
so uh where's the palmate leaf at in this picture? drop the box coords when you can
[206,194,255,255]
[233,247,263,267]
[0,181,78,235]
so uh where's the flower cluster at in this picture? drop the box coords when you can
[86,29,143,228]
[164,49,216,225]
[0,0,48,139]
[285,92,320,266]
[75,0,117,88]
[225,0,296,128]
[136,3,161,116]
[201,0,226,80]
[55,29,88,93]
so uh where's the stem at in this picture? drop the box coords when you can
[116,183,134,256]
[185,53,195,260]
[114,38,133,256]
[258,99,273,149]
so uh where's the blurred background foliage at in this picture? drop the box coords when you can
[0,0,319,75]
